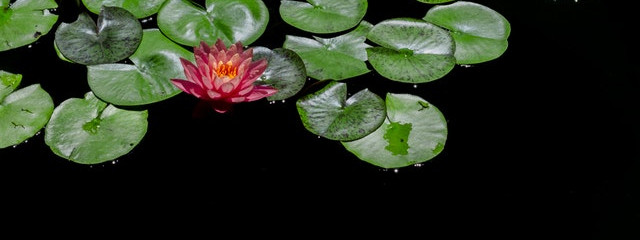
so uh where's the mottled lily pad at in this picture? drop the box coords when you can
[87,29,194,106]
[0,0,58,51]
[54,6,142,65]
[296,81,386,141]
[82,0,166,18]
[366,18,456,83]
[279,0,367,34]
[342,93,447,168]
[157,0,268,46]
[0,71,54,149]
[283,21,372,80]
[44,92,148,164]
[424,1,510,64]
[252,47,307,101]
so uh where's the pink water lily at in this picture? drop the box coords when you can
[171,39,277,113]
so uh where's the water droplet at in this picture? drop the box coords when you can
[112,160,117,165]
[317,135,321,139]
[35,131,41,136]
[269,101,275,104]
[460,64,473,68]
[27,45,32,48]
[413,163,423,168]
[281,99,286,103]
[307,77,312,81]
[12,145,17,148]
[48,8,58,14]
[380,168,388,172]
[23,139,28,143]
[393,169,399,173]
[413,84,418,89]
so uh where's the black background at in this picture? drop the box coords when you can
[0,0,638,237]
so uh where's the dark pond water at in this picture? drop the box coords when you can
[1,0,638,237]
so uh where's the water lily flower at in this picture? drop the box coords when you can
[171,39,277,113]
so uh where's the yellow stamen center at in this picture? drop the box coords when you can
[215,60,237,80]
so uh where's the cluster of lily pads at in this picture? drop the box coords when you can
[0,0,510,168]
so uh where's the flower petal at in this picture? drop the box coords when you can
[171,79,207,99]
[206,89,222,99]
[194,41,210,61]
[195,55,211,89]
[244,85,278,102]
[237,84,254,96]
[180,58,202,85]
[240,59,267,89]
[215,39,227,52]
[229,96,246,103]
[220,82,235,94]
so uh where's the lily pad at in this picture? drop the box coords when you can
[279,0,367,34]
[0,0,58,51]
[157,0,268,46]
[342,93,447,168]
[283,21,372,80]
[416,0,454,4]
[0,80,54,149]
[87,28,194,106]
[366,18,455,83]
[0,70,21,101]
[54,6,142,65]
[296,81,386,141]
[82,0,166,18]
[252,47,307,101]
[424,1,511,64]
[44,92,148,164]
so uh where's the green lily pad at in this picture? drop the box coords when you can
[416,0,454,4]
[252,47,307,101]
[424,1,511,64]
[283,21,372,80]
[44,92,148,164]
[342,93,447,168]
[82,0,166,18]
[0,0,58,51]
[296,81,386,141]
[0,81,54,149]
[157,0,268,46]
[366,18,455,83]
[279,0,367,34]
[0,70,21,102]
[87,28,194,106]
[54,6,142,65]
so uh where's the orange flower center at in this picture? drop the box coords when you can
[215,60,237,80]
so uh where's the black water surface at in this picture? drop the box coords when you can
[0,0,638,237]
